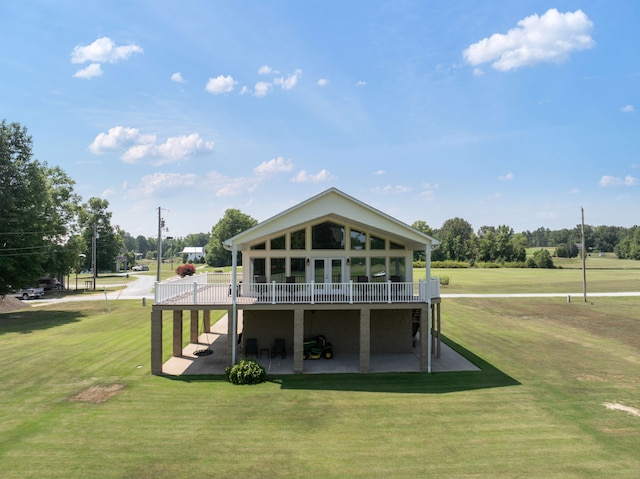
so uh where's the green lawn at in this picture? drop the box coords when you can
[1,292,639,478]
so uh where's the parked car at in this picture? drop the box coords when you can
[12,287,45,300]
[132,265,149,271]
[38,277,62,290]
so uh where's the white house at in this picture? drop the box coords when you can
[151,188,442,375]
[181,246,205,262]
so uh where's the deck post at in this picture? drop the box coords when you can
[293,309,304,373]
[190,310,199,343]
[203,309,211,332]
[172,310,183,357]
[151,309,163,375]
[231,245,238,364]
[359,307,371,373]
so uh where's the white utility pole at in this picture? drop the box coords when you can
[156,207,164,283]
[581,207,587,302]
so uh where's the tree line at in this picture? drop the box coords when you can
[2,120,639,295]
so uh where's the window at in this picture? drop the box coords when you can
[270,235,285,250]
[250,242,266,250]
[252,258,266,280]
[370,235,386,250]
[349,257,366,281]
[390,257,405,280]
[350,229,366,250]
[271,258,285,283]
[290,257,306,282]
[312,222,345,249]
[370,257,386,281]
[290,229,306,249]
[390,241,405,250]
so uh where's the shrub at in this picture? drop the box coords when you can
[176,264,196,277]
[439,275,450,286]
[225,359,266,385]
[531,249,555,269]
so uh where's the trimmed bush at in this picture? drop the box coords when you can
[225,359,266,385]
[176,263,196,277]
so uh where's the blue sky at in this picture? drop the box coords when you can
[1,1,638,238]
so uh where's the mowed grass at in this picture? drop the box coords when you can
[433,257,640,294]
[1,289,639,478]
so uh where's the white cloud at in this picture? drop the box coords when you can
[89,127,213,165]
[274,69,302,90]
[73,63,103,79]
[374,170,386,175]
[370,185,413,194]
[356,80,366,87]
[599,175,638,187]
[254,81,271,97]
[258,65,277,75]
[463,9,595,71]
[621,105,635,113]
[133,172,200,197]
[152,134,214,165]
[89,126,155,154]
[171,72,185,83]
[498,172,514,181]
[473,68,485,76]
[101,188,116,198]
[254,157,294,175]
[71,37,143,64]
[291,169,335,183]
[205,75,237,94]
[317,78,329,87]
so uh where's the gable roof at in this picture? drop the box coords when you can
[224,187,439,251]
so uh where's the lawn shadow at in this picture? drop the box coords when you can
[162,336,520,394]
[0,309,83,335]
[274,336,520,394]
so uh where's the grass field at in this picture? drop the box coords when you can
[1,277,639,478]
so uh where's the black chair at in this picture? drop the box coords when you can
[271,338,286,359]
[357,276,369,283]
[245,338,258,358]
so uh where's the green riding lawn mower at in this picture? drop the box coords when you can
[303,335,334,360]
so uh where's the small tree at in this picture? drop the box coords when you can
[530,249,554,269]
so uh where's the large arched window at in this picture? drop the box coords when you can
[312,222,345,249]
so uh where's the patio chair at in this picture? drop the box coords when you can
[271,338,286,359]
[245,338,258,358]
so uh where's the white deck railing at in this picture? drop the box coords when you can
[154,273,440,306]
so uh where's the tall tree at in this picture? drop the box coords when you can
[206,209,257,267]
[0,121,79,294]
[79,197,123,273]
[437,217,475,262]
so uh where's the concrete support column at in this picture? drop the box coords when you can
[227,308,234,365]
[172,310,183,357]
[151,309,163,375]
[293,309,304,374]
[203,309,211,332]
[359,308,371,373]
[419,304,429,372]
[190,310,199,343]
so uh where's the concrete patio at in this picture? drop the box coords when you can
[162,314,479,376]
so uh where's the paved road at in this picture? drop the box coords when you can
[33,273,155,305]
[442,292,640,298]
